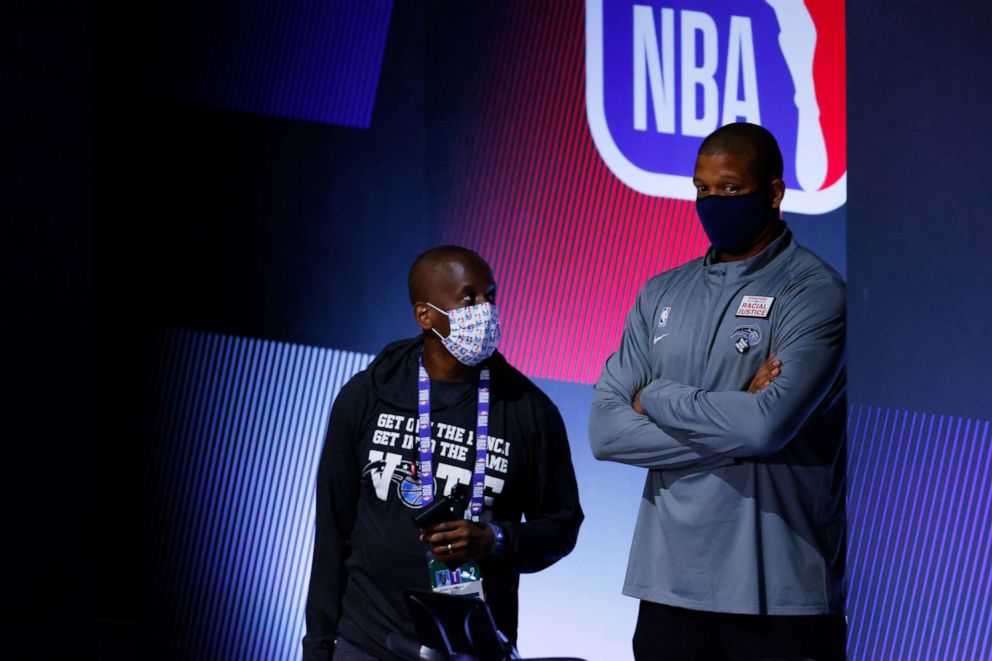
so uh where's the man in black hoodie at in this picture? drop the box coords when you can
[303,245,584,660]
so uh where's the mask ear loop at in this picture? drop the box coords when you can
[426,302,450,317]
[426,302,450,340]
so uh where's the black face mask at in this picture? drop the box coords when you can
[695,189,773,254]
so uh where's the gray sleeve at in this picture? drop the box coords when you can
[638,282,845,457]
[588,285,732,470]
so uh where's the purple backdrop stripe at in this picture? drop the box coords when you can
[847,405,992,660]
[151,0,393,128]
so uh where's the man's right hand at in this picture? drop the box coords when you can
[748,352,781,393]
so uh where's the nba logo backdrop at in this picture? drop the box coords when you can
[587,0,846,214]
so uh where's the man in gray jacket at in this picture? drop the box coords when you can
[589,123,846,661]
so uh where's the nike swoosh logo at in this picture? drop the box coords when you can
[653,334,670,344]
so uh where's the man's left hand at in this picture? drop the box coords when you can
[633,388,646,414]
[421,520,495,562]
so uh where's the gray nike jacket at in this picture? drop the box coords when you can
[589,228,846,615]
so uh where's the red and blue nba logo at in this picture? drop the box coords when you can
[586,0,846,214]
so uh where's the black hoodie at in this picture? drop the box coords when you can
[302,337,583,660]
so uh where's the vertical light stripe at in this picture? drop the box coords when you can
[848,406,992,660]
[141,330,372,659]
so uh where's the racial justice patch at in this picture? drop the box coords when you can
[736,296,775,318]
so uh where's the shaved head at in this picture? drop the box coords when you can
[408,245,492,304]
[698,122,783,184]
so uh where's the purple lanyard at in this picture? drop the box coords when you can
[417,353,490,517]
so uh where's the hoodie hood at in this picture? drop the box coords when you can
[368,336,511,412]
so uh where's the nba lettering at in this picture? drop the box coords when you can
[632,7,761,137]
[587,0,846,214]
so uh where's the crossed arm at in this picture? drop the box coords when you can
[632,353,780,415]
[588,283,844,469]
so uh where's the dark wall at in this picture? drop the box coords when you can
[2,1,91,658]
[845,5,992,655]
[112,1,430,356]
[94,0,433,653]
[848,1,992,419]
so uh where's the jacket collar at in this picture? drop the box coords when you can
[701,225,795,285]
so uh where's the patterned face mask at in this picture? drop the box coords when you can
[428,301,502,366]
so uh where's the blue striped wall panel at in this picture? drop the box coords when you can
[151,0,393,128]
[141,330,372,660]
[847,406,992,660]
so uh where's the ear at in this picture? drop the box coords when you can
[770,178,786,210]
[413,302,432,331]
